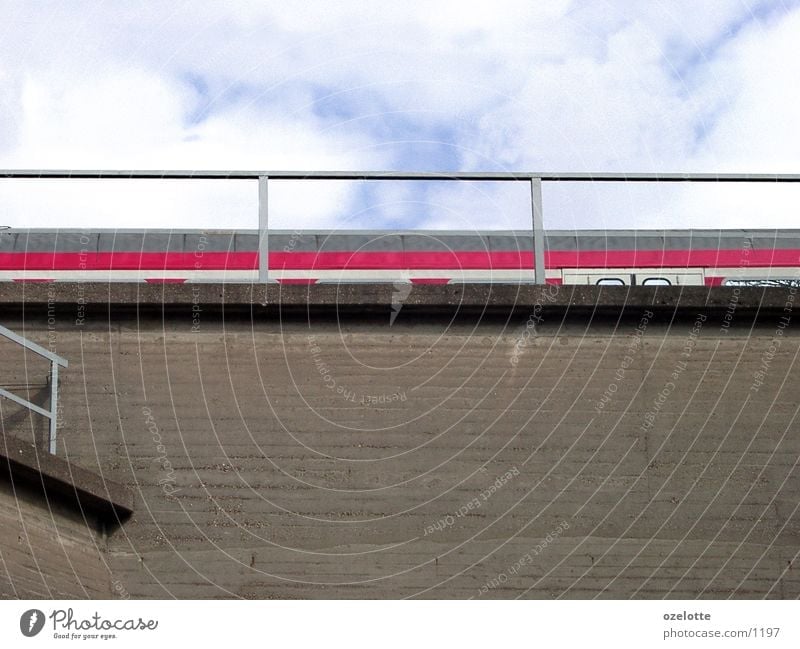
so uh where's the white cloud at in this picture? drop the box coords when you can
[692,5,800,171]
[0,1,797,230]
[0,65,384,228]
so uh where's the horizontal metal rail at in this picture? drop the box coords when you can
[2,170,799,285]
[0,387,52,419]
[0,323,69,367]
[1,170,800,181]
[0,323,68,454]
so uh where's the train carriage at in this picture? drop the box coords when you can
[1,229,799,286]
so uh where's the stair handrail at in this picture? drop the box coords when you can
[0,324,68,453]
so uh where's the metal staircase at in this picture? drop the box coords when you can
[0,324,68,453]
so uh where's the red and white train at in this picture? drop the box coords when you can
[1,229,799,286]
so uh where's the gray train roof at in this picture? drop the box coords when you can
[2,229,800,253]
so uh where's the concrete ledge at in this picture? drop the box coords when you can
[0,431,134,526]
[0,283,795,322]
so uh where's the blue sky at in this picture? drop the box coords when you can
[0,0,798,230]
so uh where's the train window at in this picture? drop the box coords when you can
[641,277,671,286]
[595,278,625,286]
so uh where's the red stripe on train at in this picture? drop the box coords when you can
[1,249,799,270]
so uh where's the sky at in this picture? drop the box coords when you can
[0,0,799,231]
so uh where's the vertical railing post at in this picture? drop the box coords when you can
[530,177,545,284]
[49,361,58,454]
[258,175,269,283]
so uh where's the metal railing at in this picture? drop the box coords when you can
[0,324,68,454]
[2,170,800,284]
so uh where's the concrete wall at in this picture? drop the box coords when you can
[0,479,112,598]
[1,285,798,598]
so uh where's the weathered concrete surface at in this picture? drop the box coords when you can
[0,480,113,598]
[0,431,132,598]
[0,284,798,598]
[1,430,134,525]
[0,282,794,318]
